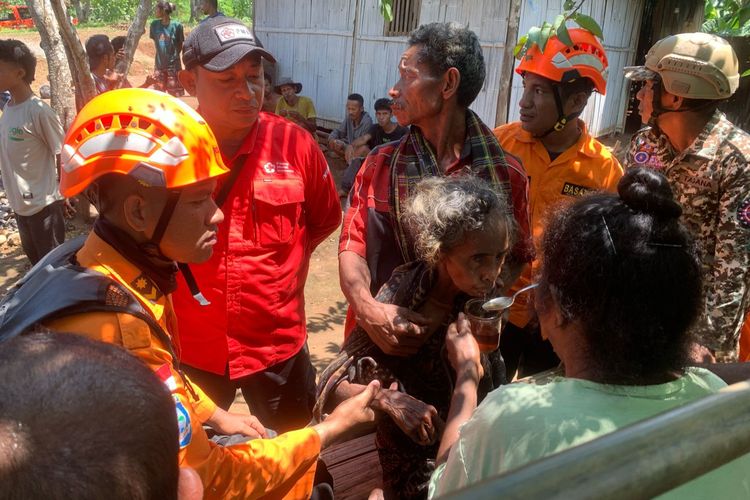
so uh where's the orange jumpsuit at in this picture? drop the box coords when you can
[494,121,623,327]
[46,232,319,499]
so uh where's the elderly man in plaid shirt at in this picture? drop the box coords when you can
[338,22,532,360]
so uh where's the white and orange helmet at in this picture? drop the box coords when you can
[61,88,228,197]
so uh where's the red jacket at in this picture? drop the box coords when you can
[173,113,341,378]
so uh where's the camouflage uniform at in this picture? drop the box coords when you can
[624,110,750,360]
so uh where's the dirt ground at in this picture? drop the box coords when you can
[0,26,347,380]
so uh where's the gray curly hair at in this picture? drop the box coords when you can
[402,176,514,266]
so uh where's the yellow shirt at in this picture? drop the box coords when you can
[46,232,320,500]
[275,95,317,119]
[494,121,623,327]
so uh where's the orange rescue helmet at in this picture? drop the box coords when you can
[516,28,608,95]
[60,88,228,197]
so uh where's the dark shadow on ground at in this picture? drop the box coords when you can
[310,341,344,373]
[307,300,348,333]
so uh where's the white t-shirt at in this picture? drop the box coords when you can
[0,95,64,216]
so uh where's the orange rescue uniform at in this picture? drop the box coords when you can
[494,121,623,326]
[46,232,320,500]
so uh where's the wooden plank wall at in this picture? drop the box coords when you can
[255,0,356,124]
[255,0,643,136]
[256,0,512,125]
[506,0,644,136]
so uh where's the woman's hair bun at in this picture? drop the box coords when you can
[617,167,682,219]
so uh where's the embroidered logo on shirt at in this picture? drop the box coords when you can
[263,162,294,175]
[561,182,592,197]
[130,273,163,302]
[8,127,24,142]
[737,198,750,230]
[633,151,649,164]
[174,394,192,449]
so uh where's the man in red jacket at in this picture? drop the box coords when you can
[175,17,342,433]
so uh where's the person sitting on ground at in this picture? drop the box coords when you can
[275,76,317,133]
[85,34,122,94]
[0,329,202,500]
[340,97,408,196]
[327,93,373,160]
[262,73,280,113]
[317,175,512,499]
[429,168,750,498]
[199,0,225,22]
[0,87,378,499]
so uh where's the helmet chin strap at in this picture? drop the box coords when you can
[141,189,211,306]
[647,77,713,129]
[534,84,582,139]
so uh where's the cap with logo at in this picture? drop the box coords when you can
[623,32,739,100]
[182,17,276,71]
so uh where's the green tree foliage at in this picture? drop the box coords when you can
[380,0,393,22]
[514,0,603,59]
[702,0,750,36]
[86,0,252,24]
[702,1,750,76]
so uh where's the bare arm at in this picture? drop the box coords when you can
[339,251,429,356]
[313,380,380,448]
[437,314,483,465]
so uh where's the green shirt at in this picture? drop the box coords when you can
[429,368,750,498]
[275,95,316,119]
[150,19,184,72]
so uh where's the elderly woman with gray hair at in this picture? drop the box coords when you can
[316,175,514,499]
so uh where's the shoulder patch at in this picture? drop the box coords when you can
[130,273,163,302]
[738,198,750,230]
[174,394,192,449]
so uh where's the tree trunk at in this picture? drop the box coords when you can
[114,0,153,83]
[24,0,76,128]
[70,0,90,23]
[190,0,201,23]
[49,0,96,107]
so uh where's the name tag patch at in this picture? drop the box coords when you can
[561,182,592,197]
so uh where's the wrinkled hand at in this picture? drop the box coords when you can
[358,302,430,356]
[63,198,77,219]
[316,380,381,447]
[344,144,355,163]
[446,313,483,379]
[207,408,268,439]
[371,385,441,446]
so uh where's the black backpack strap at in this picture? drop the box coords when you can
[0,235,177,363]
[177,153,249,305]
[46,302,178,364]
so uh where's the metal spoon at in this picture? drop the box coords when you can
[482,283,539,312]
